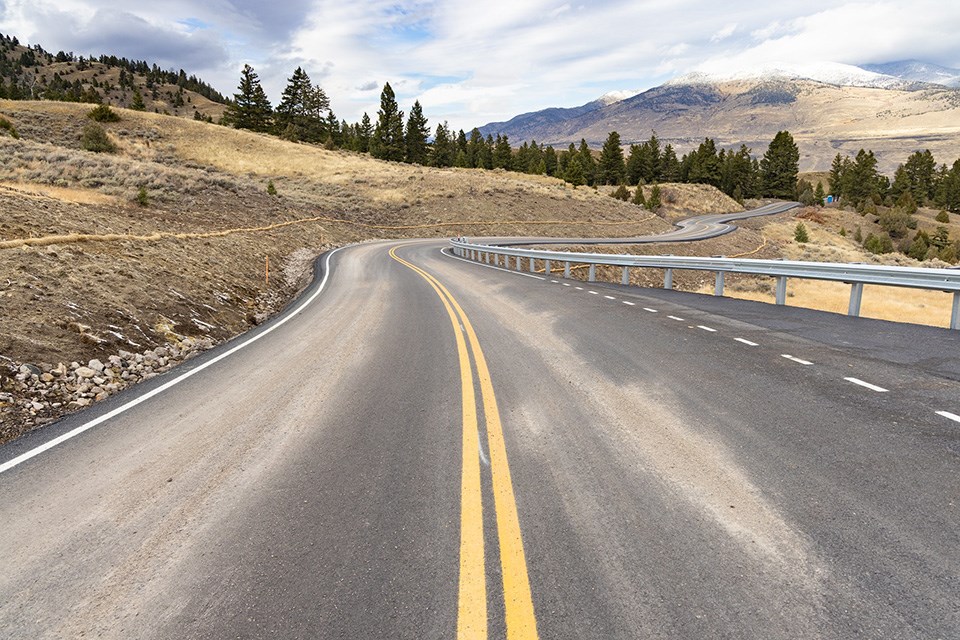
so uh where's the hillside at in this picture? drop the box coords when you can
[0,99,685,443]
[0,33,227,120]
[479,76,960,173]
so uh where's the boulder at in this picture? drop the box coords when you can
[75,367,96,379]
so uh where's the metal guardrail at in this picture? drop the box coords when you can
[450,240,960,330]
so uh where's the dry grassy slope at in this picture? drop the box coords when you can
[4,100,739,441]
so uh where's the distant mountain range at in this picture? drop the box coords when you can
[477,60,960,172]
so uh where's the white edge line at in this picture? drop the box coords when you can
[781,354,813,365]
[735,338,759,346]
[442,248,546,281]
[697,325,717,332]
[1,247,346,476]
[844,377,889,393]
[936,410,960,424]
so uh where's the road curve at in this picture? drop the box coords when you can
[484,201,800,246]
[1,238,959,639]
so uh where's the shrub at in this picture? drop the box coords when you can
[632,186,646,207]
[87,104,121,123]
[878,208,916,238]
[80,123,117,153]
[267,180,277,196]
[794,222,809,243]
[936,210,951,223]
[839,227,847,237]
[0,116,19,139]
[136,186,149,207]
[863,232,894,254]
[610,184,630,201]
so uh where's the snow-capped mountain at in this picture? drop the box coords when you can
[668,61,906,89]
[860,60,960,88]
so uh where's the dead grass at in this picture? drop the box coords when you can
[703,279,955,329]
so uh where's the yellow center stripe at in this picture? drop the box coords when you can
[389,246,539,640]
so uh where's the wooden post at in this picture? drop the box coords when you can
[266,255,270,286]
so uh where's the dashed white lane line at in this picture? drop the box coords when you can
[588,290,599,295]
[575,286,584,290]
[604,295,616,300]
[622,301,636,306]
[667,315,685,321]
[782,354,813,365]
[735,338,759,346]
[844,377,889,393]
[643,308,658,313]
[562,283,571,287]
[697,325,717,332]
[550,280,559,283]
[937,410,960,424]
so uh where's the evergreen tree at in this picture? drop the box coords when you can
[903,149,937,204]
[632,185,646,207]
[130,88,145,111]
[936,159,960,212]
[844,149,882,207]
[828,153,847,199]
[493,134,513,170]
[543,146,558,177]
[794,222,809,243]
[647,184,662,212]
[760,130,799,199]
[814,181,826,205]
[275,67,328,142]
[564,143,585,186]
[720,145,755,199]
[625,145,643,185]
[577,139,596,186]
[430,122,455,167]
[372,83,404,161]
[223,64,273,133]
[688,138,721,187]
[597,131,626,185]
[356,113,373,153]
[404,100,430,164]
[660,144,680,182]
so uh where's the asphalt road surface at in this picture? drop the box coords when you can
[2,239,959,639]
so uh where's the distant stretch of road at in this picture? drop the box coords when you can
[487,201,800,246]
[2,228,959,638]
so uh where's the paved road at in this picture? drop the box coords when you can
[2,239,959,639]
[484,201,800,246]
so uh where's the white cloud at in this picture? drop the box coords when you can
[2,1,959,131]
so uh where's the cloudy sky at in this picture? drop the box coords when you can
[1,1,959,131]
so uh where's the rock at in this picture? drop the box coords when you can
[75,367,96,379]
[20,363,42,376]
[92,376,106,385]
[73,398,91,408]
[88,359,105,373]
[40,373,54,383]
[52,363,68,377]
[31,401,44,411]
[95,392,109,402]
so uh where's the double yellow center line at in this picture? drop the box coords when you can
[389,246,539,639]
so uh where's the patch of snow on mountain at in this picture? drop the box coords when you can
[669,61,904,89]
[596,90,641,105]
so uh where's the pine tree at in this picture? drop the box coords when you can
[543,146,558,177]
[404,100,430,164]
[760,131,800,199]
[130,88,145,111]
[597,131,626,185]
[223,64,273,133]
[814,181,826,205]
[660,145,680,183]
[632,185,646,207]
[357,113,373,153]
[794,222,809,243]
[688,138,721,187]
[577,139,596,186]
[372,83,404,161]
[647,184,662,212]
[275,67,327,142]
[430,122,455,167]
[493,134,513,170]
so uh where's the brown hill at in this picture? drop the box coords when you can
[481,79,960,173]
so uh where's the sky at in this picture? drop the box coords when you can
[1,1,959,131]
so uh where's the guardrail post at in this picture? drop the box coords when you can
[529,257,536,273]
[515,256,521,271]
[848,282,864,317]
[544,259,551,275]
[775,276,788,305]
[952,292,960,330]
[621,266,629,285]
[564,262,571,278]
[664,268,673,290]
[715,271,725,297]
[588,264,596,282]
